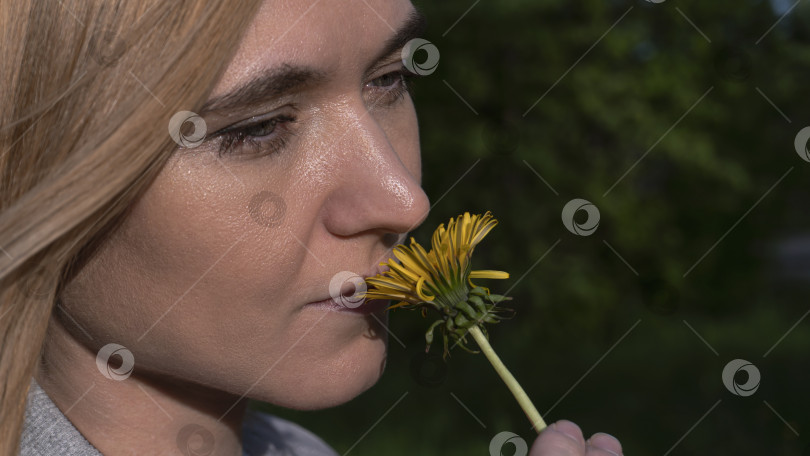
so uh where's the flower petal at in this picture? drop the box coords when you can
[387,260,421,283]
[416,276,436,301]
[393,246,433,280]
[469,270,510,280]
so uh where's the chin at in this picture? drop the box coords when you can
[253,334,388,411]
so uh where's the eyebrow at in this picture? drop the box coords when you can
[199,7,427,115]
[367,7,427,76]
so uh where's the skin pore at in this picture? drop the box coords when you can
[35,1,430,455]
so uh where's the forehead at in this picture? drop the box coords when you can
[210,0,415,96]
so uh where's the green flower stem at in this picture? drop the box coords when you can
[469,325,547,433]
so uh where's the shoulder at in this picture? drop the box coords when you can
[241,408,339,456]
[21,377,103,456]
[22,377,338,456]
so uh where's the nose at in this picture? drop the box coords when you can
[321,102,430,239]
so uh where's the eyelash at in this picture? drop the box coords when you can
[216,114,296,158]
[365,67,418,107]
[213,67,419,158]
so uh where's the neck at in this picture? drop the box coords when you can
[35,315,248,456]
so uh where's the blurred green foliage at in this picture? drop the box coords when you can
[256,0,810,454]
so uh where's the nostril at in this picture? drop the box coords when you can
[382,232,401,248]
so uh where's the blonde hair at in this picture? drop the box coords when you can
[0,1,263,452]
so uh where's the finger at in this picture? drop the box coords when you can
[529,420,586,456]
[586,432,622,456]
[585,447,621,456]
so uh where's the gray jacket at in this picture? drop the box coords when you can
[20,378,339,456]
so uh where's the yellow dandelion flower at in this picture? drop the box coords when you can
[363,210,547,432]
[364,211,513,357]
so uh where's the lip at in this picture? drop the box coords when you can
[304,263,393,314]
[305,296,390,314]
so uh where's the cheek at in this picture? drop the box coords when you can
[114,153,303,337]
[118,155,300,318]
[59,153,299,371]
[58,150,387,407]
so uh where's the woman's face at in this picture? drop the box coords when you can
[58,0,429,410]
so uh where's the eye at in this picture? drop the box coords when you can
[241,118,281,137]
[212,114,297,158]
[364,68,418,106]
[369,72,404,88]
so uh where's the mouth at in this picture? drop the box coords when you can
[304,263,392,315]
[305,296,390,314]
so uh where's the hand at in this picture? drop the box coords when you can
[529,420,623,455]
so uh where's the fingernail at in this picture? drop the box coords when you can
[593,432,617,441]
[587,445,620,456]
[586,434,621,456]
[552,420,583,445]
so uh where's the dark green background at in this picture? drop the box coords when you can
[257,1,810,454]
